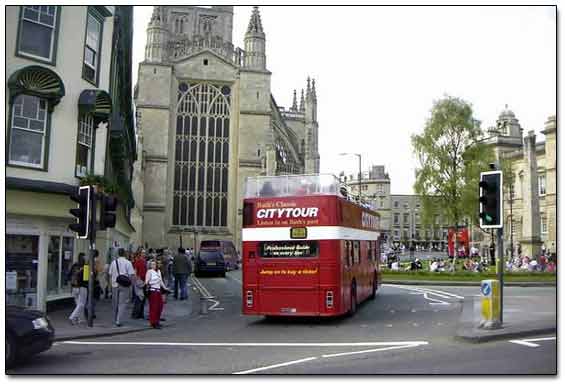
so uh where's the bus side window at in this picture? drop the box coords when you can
[345,241,351,267]
[353,241,360,264]
[367,241,372,262]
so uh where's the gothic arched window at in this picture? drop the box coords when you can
[173,82,231,227]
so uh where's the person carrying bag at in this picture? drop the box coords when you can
[108,249,135,327]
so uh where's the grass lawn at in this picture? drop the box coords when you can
[382,270,556,282]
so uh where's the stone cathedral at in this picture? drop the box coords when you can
[133,6,320,250]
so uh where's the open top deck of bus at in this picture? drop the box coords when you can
[244,174,341,199]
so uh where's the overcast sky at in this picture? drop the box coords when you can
[132,5,556,195]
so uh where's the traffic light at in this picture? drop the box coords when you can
[69,186,91,239]
[99,193,118,230]
[479,171,503,229]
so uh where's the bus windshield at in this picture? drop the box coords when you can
[244,174,341,198]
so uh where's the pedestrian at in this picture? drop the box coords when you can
[85,251,101,320]
[68,253,88,325]
[173,247,191,300]
[108,248,135,327]
[131,251,147,319]
[145,260,169,329]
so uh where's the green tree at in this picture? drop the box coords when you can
[412,96,495,268]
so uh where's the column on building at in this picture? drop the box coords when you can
[520,130,543,258]
[541,115,556,256]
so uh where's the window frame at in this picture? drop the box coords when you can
[82,8,104,86]
[15,5,61,65]
[7,94,52,171]
[538,174,546,196]
[75,113,96,178]
[541,217,548,234]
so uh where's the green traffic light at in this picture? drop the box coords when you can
[485,214,493,223]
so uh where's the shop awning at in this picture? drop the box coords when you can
[78,89,112,120]
[7,65,65,111]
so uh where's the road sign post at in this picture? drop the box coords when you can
[479,279,501,329]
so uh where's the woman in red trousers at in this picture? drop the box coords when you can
[145,260,169,329]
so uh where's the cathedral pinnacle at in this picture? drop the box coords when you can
[246,6,264,35]
[150,6,165,25]
[299,89,305,111]
[306,77,311,96]
[291,89,298,111]
[311,79,317,102]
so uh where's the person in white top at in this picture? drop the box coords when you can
[145,260,169,329]
[108,248,135,327]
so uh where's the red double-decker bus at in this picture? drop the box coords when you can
[241,174,381,317]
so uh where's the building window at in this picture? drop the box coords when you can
[379,198,384,208]
[393,213,399,225]
[541,217,548,234]
[403,213,409,223]
[17,6,59,63]
[403,203,409,209]
[394,201,399,208]
[394,230,399,239]
[76,114,95,177]
[8,94,49,169]
[538,174,546,196]
[83,11,102,84]
[6,235,39,308]
[415,213,420,224]
[47,236,75,296]
[173,82,231,227]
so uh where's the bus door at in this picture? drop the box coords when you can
[257,240,320,315]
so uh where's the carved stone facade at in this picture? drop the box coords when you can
[133,6,320,250]
[477,109,556,258]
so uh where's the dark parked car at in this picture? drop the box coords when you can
[195,249,228,277]
[6,305,55,368]
[199,240,239,271]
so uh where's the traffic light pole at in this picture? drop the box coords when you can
[87,186,97,328]
[497,227,504,324]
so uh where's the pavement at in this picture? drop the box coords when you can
[454,289,557,343]
[48,284,199,341]
[48,279,556,343]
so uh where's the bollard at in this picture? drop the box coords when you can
[479,279,501,329]
[200,296,209,315]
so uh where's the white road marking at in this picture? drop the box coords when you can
[207,298,224,311]
[230,276,242,285]
[384,284,464,305]
[61,341,428,347]
[232,341,428,374]
[233,357,319,374]
[509,336,556,348]
[322,344,422,358]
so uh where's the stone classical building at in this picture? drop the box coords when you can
[134,6,320,250]
[475,108,557,258]
[343,165,391,237]
[342,165,450,250]
[5,6,136,310]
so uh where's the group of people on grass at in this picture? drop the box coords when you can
[67,246,195,329]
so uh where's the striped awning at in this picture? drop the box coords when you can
[78,89,112,120]
[8,65,65,111]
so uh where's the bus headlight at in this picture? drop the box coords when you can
[246,290,253,307]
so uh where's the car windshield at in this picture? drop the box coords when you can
[199,251,222,261]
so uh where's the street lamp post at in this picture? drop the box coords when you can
[339,153,362,203]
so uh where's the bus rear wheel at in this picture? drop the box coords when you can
[369,274,377,300]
